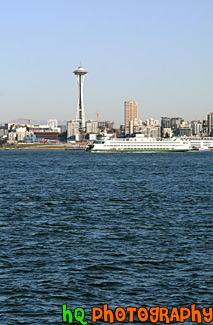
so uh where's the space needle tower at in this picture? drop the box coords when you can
[73,65,88,129]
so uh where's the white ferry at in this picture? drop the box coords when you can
[86,134,190,152]
[188,139,213,150]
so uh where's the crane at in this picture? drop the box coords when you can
[19,118,32,124]
[95,112,99,122]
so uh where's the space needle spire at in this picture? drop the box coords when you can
[73,65,88,129]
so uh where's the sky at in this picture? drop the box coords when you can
[0,0,212,126]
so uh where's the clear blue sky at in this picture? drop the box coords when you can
[0,0,212,126]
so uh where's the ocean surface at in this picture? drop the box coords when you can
[0,150,213,324]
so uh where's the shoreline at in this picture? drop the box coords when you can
[0,144,85,150]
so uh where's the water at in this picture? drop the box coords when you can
[0,151,213,324]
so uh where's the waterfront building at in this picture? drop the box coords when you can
[67,120,79,140]
[151,126,161,138]
[16,127,27,142]
[59,125,67,133]
[179,127,192,137]
[98,121,114,131]
[207,112,213,136]
[34,131,59,141]
[129,120,134,135]
[162,128,171,138]
[161,117,171,137]
[8,132,16,142]
[171,117,184,131]
[33,125,50,132]
[191,121,202,136]
[129,118,143,135]
[181,121,190,128]
[202,120,208,136]
[120,124,125,132]
[161,117,171,128]
[117,124,125,138]
[0,127,8,138]
[124,101,138,135]
[73,65,88,129]
[145,118,160,127]
[86,120,98,134]
[24,133,40,143]
[143,126,161,138]
[47,119,58,130]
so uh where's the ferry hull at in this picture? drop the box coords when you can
[90,148,189,153]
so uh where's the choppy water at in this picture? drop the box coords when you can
[0,151,213,324]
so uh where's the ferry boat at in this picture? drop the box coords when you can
[86,134,190,152]
[188,139,213,151]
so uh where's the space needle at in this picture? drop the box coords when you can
[73,65,88,129]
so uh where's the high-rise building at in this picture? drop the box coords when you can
[191,120,202,136]
[124,101,138,135]
[129,118,143,135]
[161,117,171,137]
[202,120,208,136]
[67,120,79,140]
[207,112,213,136]
[86,120,98,134]
[171,117,184,130]
[161,117,171,129]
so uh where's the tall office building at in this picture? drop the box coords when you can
[207,112,213,136]
[202,120,208,136]
[124,101,138,135]
[161,117,171,129]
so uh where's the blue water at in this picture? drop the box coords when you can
[0,151,213,324]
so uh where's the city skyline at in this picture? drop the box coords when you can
[0,0,212,126]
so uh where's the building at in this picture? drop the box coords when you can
[179,127,192,137]
[47,119,58,130]
[161,117,187,137]
[150,126,161,138]
[202,120,208,136]
[129,118,143,135]
[161,117,171,137]
[124,101,138,135]
[24,133,44,143]
[161,128,171,138]
[143,126,161,138]
[86,120,98,134]
[98,121,114,131]
[16,127,27,142]
[191,121,202,136]
[67,120,79,140]
[145,118,160,127]
[161,117,171,129]
[0,126,8,138]
[8,132,16,142]
[207,112,213,136]
[34,131,59,141]
[171,117,184,131]
[59,125,67,133]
